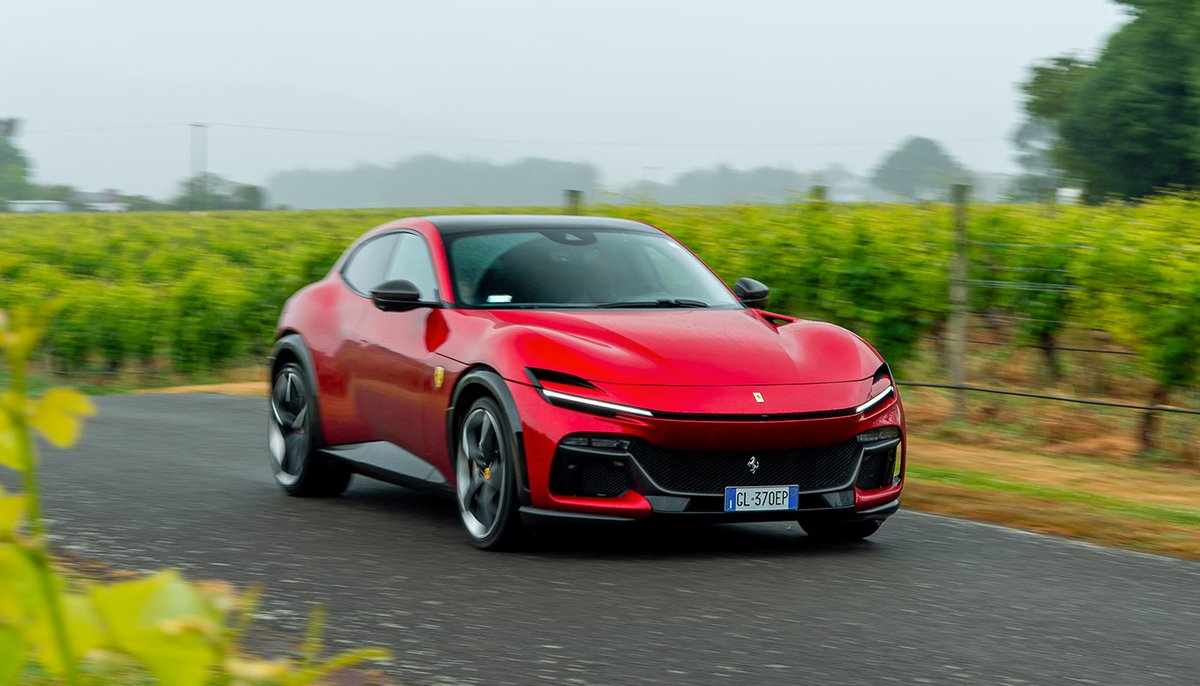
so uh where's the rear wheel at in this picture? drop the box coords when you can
[455,397,523,550]
[268,361,351,497]
[800,519,882,542]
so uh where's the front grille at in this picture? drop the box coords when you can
[855,448,895,491]
[630,439,861,495]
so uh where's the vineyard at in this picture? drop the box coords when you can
[3,199,1200,452]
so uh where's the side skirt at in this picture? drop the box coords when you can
[322,441,453,495]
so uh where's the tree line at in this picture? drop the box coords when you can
[0,118,1019,211]
[8,0,1200,216]
[0,119,266,211]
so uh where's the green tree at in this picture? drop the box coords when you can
[29,184,76,204]
[172,173,267,211]
[0,118,33,203]
[230,183,264,210]
[1019,2,1200,201]
[1010,119,1062,201]
[870,137,968,201]
[1022,55,1092,123]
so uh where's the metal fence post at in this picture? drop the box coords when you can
[949,184,971,422]
[564,189,583,215]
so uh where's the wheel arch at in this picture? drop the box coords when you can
[447,366,531,505]
[269,332,324,445]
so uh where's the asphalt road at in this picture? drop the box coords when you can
[26,394,1200,685]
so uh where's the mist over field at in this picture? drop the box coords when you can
[2,0,1126,204]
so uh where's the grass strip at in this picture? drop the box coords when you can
[907,464,1200,528]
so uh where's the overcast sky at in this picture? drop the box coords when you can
[6,0,1128,198]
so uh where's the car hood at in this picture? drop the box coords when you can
[476,308,883,387]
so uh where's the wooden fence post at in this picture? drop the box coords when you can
[564,189,583,215]
[949,184,971,422]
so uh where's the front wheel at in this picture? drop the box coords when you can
[800,519,882,542]
[268,361,351,497]
[455,397,523,550]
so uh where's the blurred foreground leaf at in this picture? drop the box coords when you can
[90,570,221,686]
[28,389,95,449]
[0,545,39,682]
[0,488,25,537]
[0,625,25,686]
[0,397,18,471]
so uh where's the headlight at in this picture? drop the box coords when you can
[540,388,655,418]
[562,435,633,450]
[856,426,901,444]
[855,384,894,414]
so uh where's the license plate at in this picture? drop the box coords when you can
[724,485,799,512]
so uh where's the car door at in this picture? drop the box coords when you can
[334,232,399,444]
[350,232,448,479]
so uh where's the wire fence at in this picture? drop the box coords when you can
[919,190,1200,428]
[896,382,1200,416]
[924,336,1138,356]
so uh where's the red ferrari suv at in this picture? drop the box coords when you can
[268,215,905,549]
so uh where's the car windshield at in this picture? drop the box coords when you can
[445,228,742,309]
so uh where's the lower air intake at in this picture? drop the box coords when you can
[855,448,895,491]
[630,439,861,496]
[550,451,633,497]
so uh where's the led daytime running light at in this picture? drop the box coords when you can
[855,385,894,414]
[541,388,655,418]
[856,426,901,443]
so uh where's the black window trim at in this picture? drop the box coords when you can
[339,230,442,302]
[442,226,742,310]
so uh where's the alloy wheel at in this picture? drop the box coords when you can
[269,365,309,486]
[456,406,508,539]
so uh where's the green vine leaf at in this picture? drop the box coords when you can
[0,626,25,686]
[0,490,25,539]
[0,397,19,472]
[28,389,95,449]
[90,570,221,686]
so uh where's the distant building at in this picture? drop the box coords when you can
[6,200,69,213]
[71,190,130,211]
[84,201,130,212]
[1057,187,1083,204]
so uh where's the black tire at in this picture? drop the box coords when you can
[268,361,351,497]
[800,519,882,542]
[454,396,524,550]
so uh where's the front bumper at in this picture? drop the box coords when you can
[519,496,902,525]
[509,381,906,524]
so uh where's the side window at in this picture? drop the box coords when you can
[342,234,399,295]
[385,234,439,301]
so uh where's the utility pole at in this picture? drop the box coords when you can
[189,123,208,211]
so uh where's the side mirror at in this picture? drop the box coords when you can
[733,277,769,309]
[371,279,434,311]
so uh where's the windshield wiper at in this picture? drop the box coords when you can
[597,298,710,309]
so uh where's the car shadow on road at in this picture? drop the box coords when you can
[338,481,886,561]
[522,520,886,560]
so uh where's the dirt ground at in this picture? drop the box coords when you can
[131,381,267,397]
